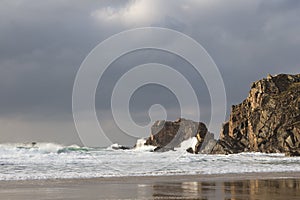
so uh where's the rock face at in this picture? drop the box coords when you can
[211,74,300,156]
[145,118,208,152]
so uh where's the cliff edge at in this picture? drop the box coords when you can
[211,74,300,156]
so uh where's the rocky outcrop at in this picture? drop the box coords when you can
[211,74,300,156]
[142,73,300,156]
[145,118,208,152]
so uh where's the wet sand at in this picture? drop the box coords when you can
[1,172,300,199]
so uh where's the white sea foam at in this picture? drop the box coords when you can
[135,138,147,148]
[0,142,300,180]
[108,143,122,150]
[133,138,156,152]
[0,142,88,154]
[175,137,198,152]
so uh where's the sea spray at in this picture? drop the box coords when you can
[0,142,300,180]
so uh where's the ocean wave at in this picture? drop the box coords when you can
[107,138,156,152]
[0,141,300,181]
[0,142,92,154]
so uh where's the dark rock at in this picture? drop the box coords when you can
[211,74,300,156]
[199,138,217,154]
[286,151,300,157]
[154,146,175,152]
[145,118,208,152]
[197,132,216,154]
[186,147,194,154]
[112,145,131,150]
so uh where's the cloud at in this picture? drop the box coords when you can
[0,0,299,145]
[91,0,163,26]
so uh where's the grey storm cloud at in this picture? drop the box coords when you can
[0,0,299,146]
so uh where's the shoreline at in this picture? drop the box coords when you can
[2,171,300,185]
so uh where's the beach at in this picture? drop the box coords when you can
[1,143,300,199]
[1,144,300,199]
[1,172,300,200]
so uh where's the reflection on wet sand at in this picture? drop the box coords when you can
[1,177,300,199]
[152,179,300,199]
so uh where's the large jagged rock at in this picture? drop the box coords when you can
[144,118,208,152]
[211,74,300,156]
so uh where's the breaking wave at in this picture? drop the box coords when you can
[1,141,300,181]
[0,142,92,154]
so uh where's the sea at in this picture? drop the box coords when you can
[1,139,300,181]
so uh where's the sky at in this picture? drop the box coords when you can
[0,0,299,147]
